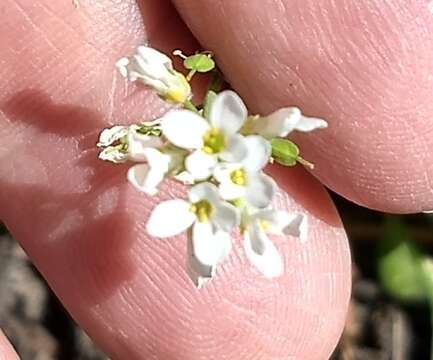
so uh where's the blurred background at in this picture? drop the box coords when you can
[1,192,432,360]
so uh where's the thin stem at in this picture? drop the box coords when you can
[183,99,199,113]
[208,69,225,93]
[186,69,197,81]
[297,156,315,170]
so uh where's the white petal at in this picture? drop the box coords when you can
[246,221,267,254]
[218,181,245,201]
[127,164,153,195]
[192,222,232,266]
[117,47,173,83]
[186,235,216,289]
[253,107,302,138]
[244,224,283,278]
[140,119,162,127]
[241,135,271,172]
[212,201,240,231]
[173,171,196,185]
[127,149,169,195]
[209,90,248,135]
[145,147,170,169]
[255,210,309,242]
[185,151,217,181]
[138,76,168,93]
[295,116,328,132]
[116,57,130,78]
[120,56,163,86]
[98,147,128,163]
[213,164,246,200]
[188,182,220,204]
[219,134,248,163]
[161,110,209,149]
[255,210,300,234]
[146,200,195,238]
[245,173,277,208]
[97,126,128,147]
[163,147,188,173]
[136,46,173,74]
[127,131,163,161]
[213,163,240,183]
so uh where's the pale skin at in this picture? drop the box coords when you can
[0,0,431,359]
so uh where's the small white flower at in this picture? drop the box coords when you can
[173,171,196,185]
[245,107,328,139]
[97,125,129,163]
[213,135,276,208]
[97,125,163,163]
[243,209,307,278]
[127,126,164,161]
[127,148,171,196]
[116,46,191,104]
[127,146,187,195]
[161,90,249,180]
[147,183,239,273]
[97,125,128,148]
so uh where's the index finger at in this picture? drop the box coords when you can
[173,0,433,213]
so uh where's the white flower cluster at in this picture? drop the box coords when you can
[98,46,328,288]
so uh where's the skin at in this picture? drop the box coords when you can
[0,331,19,360]
[174,0,433,214]
[0,0,430,359]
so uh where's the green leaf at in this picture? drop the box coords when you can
[184,54,215,73]
[378,216,427,302]
[270,138,300,166]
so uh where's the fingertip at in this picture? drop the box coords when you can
[173,0,433,213]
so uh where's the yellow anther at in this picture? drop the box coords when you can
[190,200,213,222]
[230,168,247,186]
[202,128,225,154]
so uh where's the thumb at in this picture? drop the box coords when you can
[173,0,433,213]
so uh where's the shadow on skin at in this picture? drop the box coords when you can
[0,89,137,307]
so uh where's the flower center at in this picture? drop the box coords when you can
[230,168,247,186]
[202,128,225,154]
[190,200,213,222]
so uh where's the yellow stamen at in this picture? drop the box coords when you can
[190,200,213,222]
[202,128,225,154]
[230,168,247,186]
